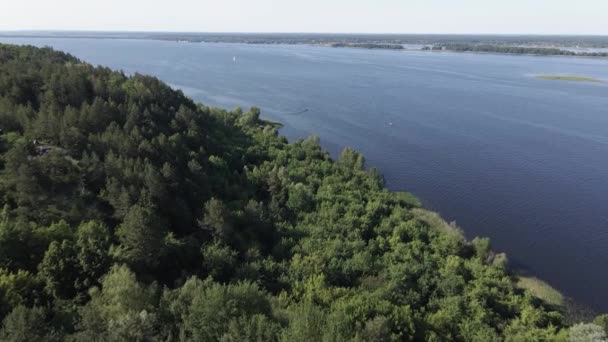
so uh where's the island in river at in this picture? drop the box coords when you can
[536,75,603,82]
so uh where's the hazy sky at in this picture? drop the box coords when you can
[2,0,608,35]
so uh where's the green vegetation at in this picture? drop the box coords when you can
[536,75,603,83]
[411,208,462,237]
[516,276,564,308]
[328,43,405,50]
[433,44,581,56]
[568,323,607,341]
[431,43,608,57]
[0,43,604,341]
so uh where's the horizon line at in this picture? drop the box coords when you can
[1,29,608,37]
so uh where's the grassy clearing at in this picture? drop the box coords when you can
[516,276,565,307]
[412,208,463,238]
[536,75,602,83]
[394,191,422,208]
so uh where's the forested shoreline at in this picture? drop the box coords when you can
[2,32,608,57]
[428,44,608,57]
[0,43,606,341]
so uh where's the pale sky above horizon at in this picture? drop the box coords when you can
[2,0,608,35]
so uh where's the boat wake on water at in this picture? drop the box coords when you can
[285,108,310,115]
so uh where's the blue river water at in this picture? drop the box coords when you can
[2,37,608,312]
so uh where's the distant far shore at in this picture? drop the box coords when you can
[2,31,608,58]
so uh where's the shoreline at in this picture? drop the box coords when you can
[2,38,604,314]
[2,33,608,59]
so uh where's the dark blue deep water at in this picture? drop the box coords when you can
[2,38,608,312]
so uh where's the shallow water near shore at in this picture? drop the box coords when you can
[2,37,608,312]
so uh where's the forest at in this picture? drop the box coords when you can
[328,43,405,50]
[0,43,606,341]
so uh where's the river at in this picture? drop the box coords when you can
[2,37,608,312]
